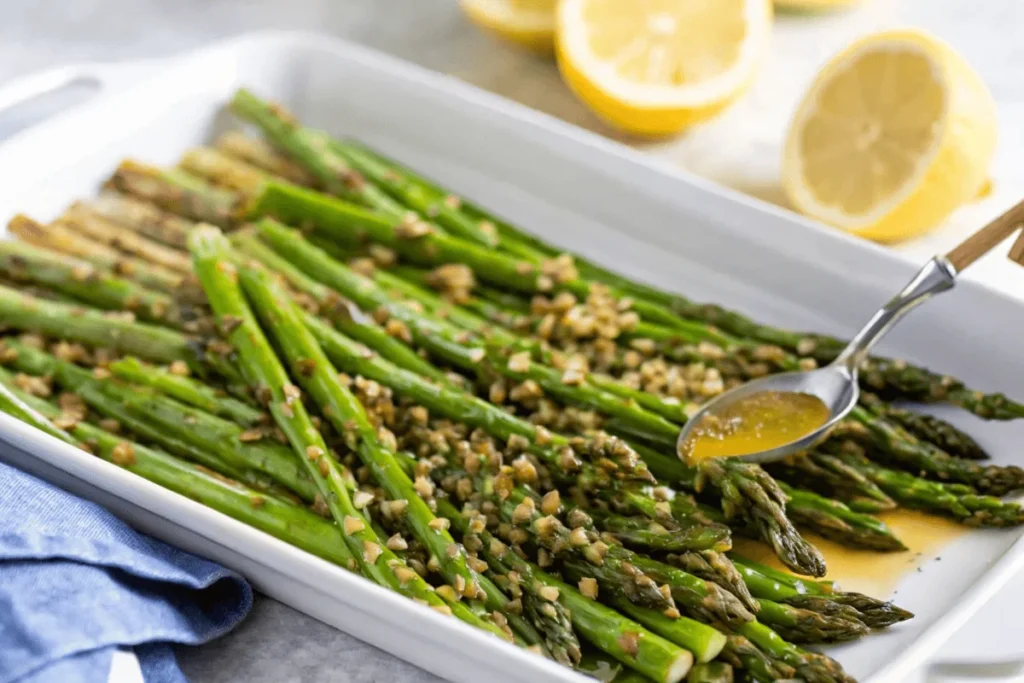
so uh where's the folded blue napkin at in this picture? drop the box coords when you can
[0,458,253,683]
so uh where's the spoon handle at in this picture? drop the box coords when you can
[834,257,957,371]
[946,198,1024,271]
[833,198,1024,372]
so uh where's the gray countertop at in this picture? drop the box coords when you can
[3,2,1024,682]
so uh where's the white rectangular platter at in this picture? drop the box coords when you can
[0,31,1022,683]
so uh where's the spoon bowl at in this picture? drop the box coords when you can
[673,197,1024,468]
[676,364,859,465]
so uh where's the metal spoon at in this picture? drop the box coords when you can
[676,199,1024,466]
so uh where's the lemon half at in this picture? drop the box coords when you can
[556,0,773,137]
[460,0,557,53]
[782,30,997,242]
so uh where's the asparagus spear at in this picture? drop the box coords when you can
[188,226,509,636]
[717,634,794,683]
[293,278,812,575]
[832,450,1024,527]
[0,371,351,559]
[495,485,674,612]
[730,556,913,629]
[685,662,733,683]
[230,90,407,219]
[108,356,264,426]
[106,160,238,226]
[859,356,1024,420]
[577,650,655,683]
[751,598,868,644]
[215,131,318,186]
[230,230,450,384]
[847,406,1024,496]
[435,498,582,665]
[0,283,195,364]
[594,511,732,553]
[779,483,906,552]
[8,214,184,293]
[0,370,76,445]
[665,552,757,613]
[860,393,987,460]
[0,239,183,327]
[179,147,271,196]
[1,374,515,643]
[330,139,499,248]
[238,260,487,603]
[257,217,687,449]
[247,181,732,347]
[535,571,695,682]
[80,193,194,248]
[344,140,1024,423]
[612,555,755,628]
[2,340,315,501]
[767,450,897,513]
[60,204,193,273]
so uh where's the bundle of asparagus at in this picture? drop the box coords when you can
[1,88,1022,683]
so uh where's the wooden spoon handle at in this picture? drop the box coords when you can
[946,198,1024,271]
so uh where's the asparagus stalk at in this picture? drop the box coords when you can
[257,217,686,449]
[0,370,76,445]
[230,90,407,219]
[81,192,194,248]
[435,497,582,665]
[108,356,264,426]
[179,147,272,196]
[494,485,674,612]
[60,203,193,273]
[730,556,913,629]
[577,650,655,683]
[188,226,508,636]
[238,260,487,602]
[8,214,184,293]
[2,340,315,501]
[665,552,757,613]
[0,283,196,364]
[860,356,1024,420]
[106,160,238,226]
[535,571,695,682]
[230,230,450,385]
[290,273,810,575]
[779,483,906,552]
[246,181,732,347]
[330,139,500,248]
[860,393,987,460]
[1,374,513,643]
[685,662,733,683]
[767,450,897,513]
[751,598,868,644]
[0,239,183,327]
[215,131,318,186]
[594,511,732,553]
[337,141,547,261]
[847,406,1024,496]
[336,139,1024,422]
[1,372,351,560]
[833,450,1024,527]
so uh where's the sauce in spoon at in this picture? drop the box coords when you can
[678,390,831,465]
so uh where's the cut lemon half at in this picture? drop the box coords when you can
[774,0,861,11]
[461,0,557,53]
[556,0,773,137]
[783,30,997,242]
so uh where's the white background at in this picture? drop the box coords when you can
[0,1,1022,681]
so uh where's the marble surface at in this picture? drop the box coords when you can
[2,1,1024,682]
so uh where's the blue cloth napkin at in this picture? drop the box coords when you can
[0,458,253,683]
